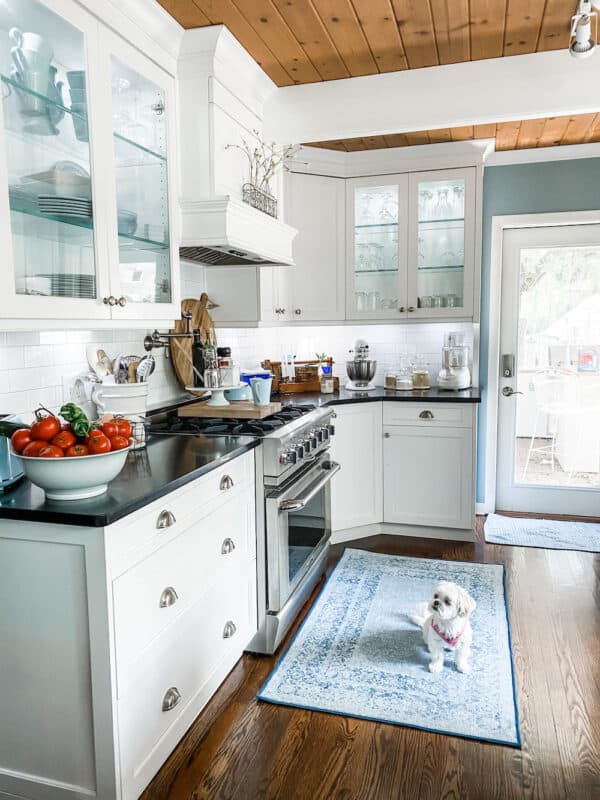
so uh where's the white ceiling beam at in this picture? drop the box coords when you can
[263,49,600,144]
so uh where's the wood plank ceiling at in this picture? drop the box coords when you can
[157,0,592,152]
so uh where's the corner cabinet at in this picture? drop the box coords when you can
[346,167,477,321]
[0,0,180,327]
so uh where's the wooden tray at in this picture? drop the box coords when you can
[262,358,338,394]
[178,400,282,419]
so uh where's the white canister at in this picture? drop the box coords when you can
[92,382,149,417]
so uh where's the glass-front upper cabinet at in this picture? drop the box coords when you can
[407,168,476,319]
[104,32,179,320]
[346,175,408,319]
[0,0,110,319]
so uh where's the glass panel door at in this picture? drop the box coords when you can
[497,224,600,516]
[414,175,466,313]
[0,0,103,313]
[110,55,171,307]
[348,177,407,318]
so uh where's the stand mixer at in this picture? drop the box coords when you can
[346,339,377,391]
[437,332,471,390]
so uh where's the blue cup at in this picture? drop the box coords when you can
[250,376,272,406]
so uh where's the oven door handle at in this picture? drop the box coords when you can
[278,461,340,512]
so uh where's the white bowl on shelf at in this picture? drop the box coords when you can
[17,447,130,500]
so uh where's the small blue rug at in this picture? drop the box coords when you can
[485,513,600,553]
[258,549,520,746]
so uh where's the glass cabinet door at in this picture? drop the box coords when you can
[347,176,408,319]
[0,0,108,317]
[108,52,173,312]
[408,168,475,318]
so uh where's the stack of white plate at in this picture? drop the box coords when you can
[38,194,93,219]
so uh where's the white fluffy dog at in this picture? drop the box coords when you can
[410,581,476,674]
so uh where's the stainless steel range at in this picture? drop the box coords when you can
[149,403,339,654]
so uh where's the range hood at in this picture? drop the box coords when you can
[178,27,297,268]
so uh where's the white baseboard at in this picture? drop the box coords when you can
[476,502,492,515]
[331,522,476,545]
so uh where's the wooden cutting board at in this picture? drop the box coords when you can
[169,294,216,389]
[178,400,282,419]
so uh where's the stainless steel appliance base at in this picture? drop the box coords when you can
[246,541,330,655]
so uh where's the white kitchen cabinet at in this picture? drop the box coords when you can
[383,407,475,529]
[329,402,383,533]
[346,167,477,321]
[205,172,345,326]
[0,450,257,800]
[0,0,180,328]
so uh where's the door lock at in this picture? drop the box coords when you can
[502,386,523,397]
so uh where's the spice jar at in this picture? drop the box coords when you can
[320,365,334,394]
[384,372,397,390]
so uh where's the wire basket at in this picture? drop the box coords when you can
[110,414,149,450]
[242,183,278,218]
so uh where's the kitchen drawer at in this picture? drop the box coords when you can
[383,402,473,428]
[113,487,255,694]
[107,449,255,577]
[118,564,257,800]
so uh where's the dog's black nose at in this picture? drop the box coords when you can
[433,600,440,608]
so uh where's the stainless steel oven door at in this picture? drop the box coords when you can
[265,454,340,613]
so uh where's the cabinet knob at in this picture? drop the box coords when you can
[159,586,179,608]
[162,687,181,712]
[407,306,415,312]
[219,474,234,491]
[419,410,434,419]
[156,509,176,529]
[117,296,127,307]
[103,295,117,306]
[294,308,302,315]
[398,306,405,312]
[222,620,237,639]
[384,432,390,438]
[221,537,236,554]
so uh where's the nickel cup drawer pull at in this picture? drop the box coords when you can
[156,509,176,529]
[222,620,237,639]
[419,410,434,419]
[220,474,234,491]
[162,687,181,712]
[221,538,236,555]
[159,587,179,608]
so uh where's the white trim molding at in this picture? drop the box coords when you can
[485,141,600,166]
[484,210,600,513]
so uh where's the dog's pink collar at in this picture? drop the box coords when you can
[431,619,467,647]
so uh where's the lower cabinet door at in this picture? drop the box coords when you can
[117,563,257,800]
[329,402,382,531]
[383,425,473,529]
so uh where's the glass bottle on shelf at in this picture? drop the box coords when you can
[110,56,171,306]
[352,184,399,315]
[1,0,98,302]
[416,177,465,311]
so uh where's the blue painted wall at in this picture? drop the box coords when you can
[478,157,600,502]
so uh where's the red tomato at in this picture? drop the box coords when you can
[51,431,76,450]
[114,418,132,439]
[61,422,73,432]
[11,428,32,453]
[39,445,64,458]
[65,444,89,457]
[30,415,61,442]
[88,432,111,455]
[100,420,118,439]
[109,435,129,451]
[22,440,48,457]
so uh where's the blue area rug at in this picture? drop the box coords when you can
[258,549,520,746]
[485,513,600,553]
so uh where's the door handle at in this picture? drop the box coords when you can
[502,386,523,397]
[279,460,341,512]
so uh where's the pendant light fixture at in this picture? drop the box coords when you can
[570,0,597,58]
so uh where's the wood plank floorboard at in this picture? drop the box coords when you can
[141,519,600,800]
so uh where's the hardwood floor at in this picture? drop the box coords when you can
[142,519,600,800]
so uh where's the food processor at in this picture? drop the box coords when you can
[437,332,471,390]
[346,339,377,391]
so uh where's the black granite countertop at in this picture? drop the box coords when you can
[276,386,481,406]
[0,435,259,528]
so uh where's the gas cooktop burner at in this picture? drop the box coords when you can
[149,403,317,438]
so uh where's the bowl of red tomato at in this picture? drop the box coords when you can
[10,406,132,501]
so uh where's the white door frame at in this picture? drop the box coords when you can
[483,209,600,513]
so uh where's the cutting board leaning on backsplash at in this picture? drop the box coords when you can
[169,294,216,389]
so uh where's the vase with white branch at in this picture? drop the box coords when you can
[225,130,298,217]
